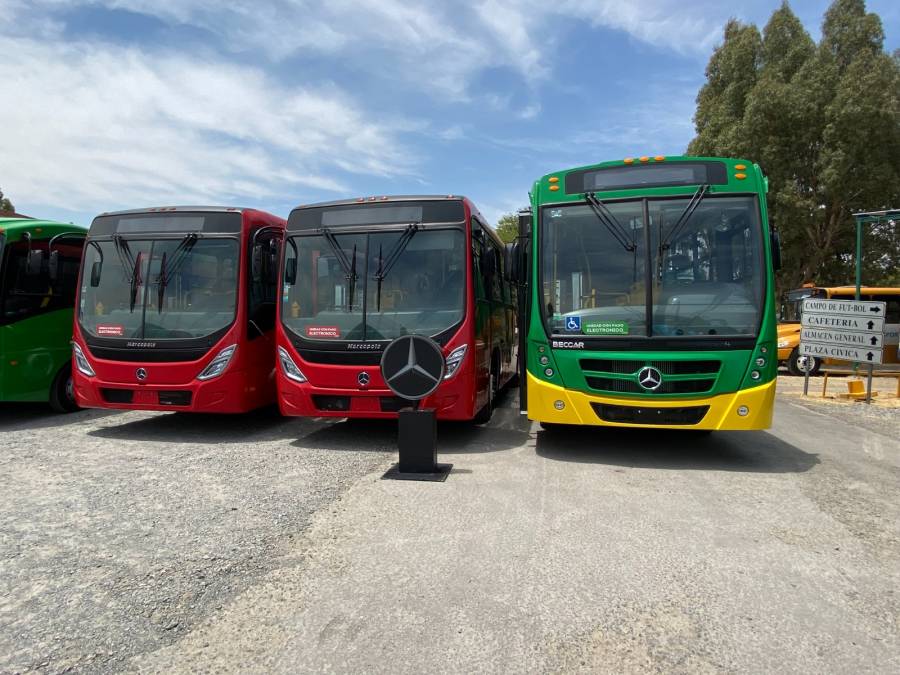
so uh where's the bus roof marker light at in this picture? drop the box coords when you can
[624,157,634,164]
[548,176,559,183]
[735,164,747,170]
[549,185,559,192]
[735,173,747,180]
[639,156,649,163]
[654,156,665,162]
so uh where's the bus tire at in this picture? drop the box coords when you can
[49,364,80,413]
[787,348,820,376]
[473,371,495,424]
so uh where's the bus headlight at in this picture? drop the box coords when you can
[755,357,766,367]
[443,345,467,380]
[777,339,789,348]
[750,370,761,380]
[278,346,307,383]
[197,345,236,381]
[73,342,95,377]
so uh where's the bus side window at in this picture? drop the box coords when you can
[248,230,280,338]
[0,240,79,322]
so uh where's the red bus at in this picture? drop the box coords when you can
[277,195,517,422]
[72,206,285,413]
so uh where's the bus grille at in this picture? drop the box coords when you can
[580,358,721,396]
[585,377,716,395]
[592,403,709,425]
[312,395,351,412]
[101,388,133,404]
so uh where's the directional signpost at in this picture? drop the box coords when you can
[800,298,886,402]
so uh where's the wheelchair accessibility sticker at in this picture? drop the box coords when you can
[564,315,582,332]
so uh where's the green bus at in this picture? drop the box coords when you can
[0,217,87,411]
[516,156,779,431]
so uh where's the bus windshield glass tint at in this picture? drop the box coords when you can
[283,228,465,341]
[542,196,763,337]
[79,238,239,339]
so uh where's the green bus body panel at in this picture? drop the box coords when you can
[525,156,778,398]
[0,218,87,403]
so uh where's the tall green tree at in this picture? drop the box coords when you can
[495,212,520,244]
[0,187,14,213]
[688,0,900,292]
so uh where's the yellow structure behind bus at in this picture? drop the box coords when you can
[778,285,900,375]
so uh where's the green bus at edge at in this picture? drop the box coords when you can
[517,156,779,431]
[0,217,87,411]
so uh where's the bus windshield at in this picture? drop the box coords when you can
[282,228,465,341]
[542,195,764,337]
[79,237,239,340]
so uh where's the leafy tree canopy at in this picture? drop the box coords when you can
[688,0,900,291]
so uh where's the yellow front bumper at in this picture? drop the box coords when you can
[527,373,775,430]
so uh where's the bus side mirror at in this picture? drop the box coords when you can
[771,228,782,271]
[26,249,44,276]
[480,248,496,279]
[48,250,60,282]
[251,245,263,282]
[284,258,297,285]
[90,261,102,287]
[518,211,531,235]
[505,242,519,282]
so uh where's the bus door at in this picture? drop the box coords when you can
[246,224,282,396]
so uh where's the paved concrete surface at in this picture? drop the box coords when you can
[2,382,899,674]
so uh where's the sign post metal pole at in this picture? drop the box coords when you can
[866,363,874,404]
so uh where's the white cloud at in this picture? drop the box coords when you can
[0,36,413,213]
[6,0,728,103]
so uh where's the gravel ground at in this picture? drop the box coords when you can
[776,374,899,437]
[0,405,394,673]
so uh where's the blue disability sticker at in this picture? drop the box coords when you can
[565,315,582,332]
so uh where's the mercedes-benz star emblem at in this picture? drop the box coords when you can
[357,371,370,387]
[135,367,148,381]
[637,366,662,391]
[379,335,445,401]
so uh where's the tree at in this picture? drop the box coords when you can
[688,0,900,292]
[0,186,13,213]
[495,212,520,244]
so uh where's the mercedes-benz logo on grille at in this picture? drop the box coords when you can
[637,366,662,391]
[379,335,444,401]
[135,367,148,381]
[357,371,370,387]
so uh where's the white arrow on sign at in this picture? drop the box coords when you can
[802,298,886,317]
[800,342,883,364]
[801,327,883,348]
[801,313,885,332]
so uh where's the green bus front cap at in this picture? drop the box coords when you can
[0,217,88,409]
[538,156,761,202]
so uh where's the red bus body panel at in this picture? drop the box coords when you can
[276,196,515,421]
[72,208,285,413]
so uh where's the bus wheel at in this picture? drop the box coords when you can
[473,371,495,424]
[787,348,820,376]
[49,364,80,413]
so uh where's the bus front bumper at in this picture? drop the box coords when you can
[527,373,775,431]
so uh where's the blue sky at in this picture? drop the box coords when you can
[2,0,898,228]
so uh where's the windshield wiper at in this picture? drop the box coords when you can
[656,184,709,281]
[156,233,198,312]
[129,251,143,313]
[584,193,636,252]
[373,223,419,312]
[112,234,136,279]
[320,228,359,311]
